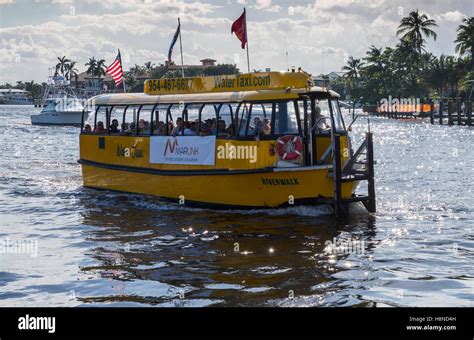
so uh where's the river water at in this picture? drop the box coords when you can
[0,105,472,307]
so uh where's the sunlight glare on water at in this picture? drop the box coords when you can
[0,106,473,307]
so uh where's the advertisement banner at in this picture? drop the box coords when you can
[150,136,216,165]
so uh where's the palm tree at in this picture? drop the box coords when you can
[64,61,76,80]
[95,59,106,78]
[455,17,474,57]
[55,56,71,77]
[426,55,450,98]
[65,61,79,87]
[130,64,145,76]
[342,57,364,79]
[397,9,438,55]
[144,61,155,73]
[85,57,97,76]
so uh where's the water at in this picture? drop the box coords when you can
[0,106,473,307]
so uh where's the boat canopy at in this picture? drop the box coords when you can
[86,87,339,106]
[85,71,339,107]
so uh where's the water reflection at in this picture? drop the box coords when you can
[77,192,377,306]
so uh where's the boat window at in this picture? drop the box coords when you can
[198,104,218,136]
[236,103,252,137]
[137,105,154,135]
[274,101,299,135]
[151,104,170,135]
[177,103,200,136]
[217,103,238,138]
[247,103,273,137]
[331,99,345,132]
[109,106,127,134]
[93,106,108,134]
[122,105,140,135]
[82,106,96,133]
[313,99,332,133]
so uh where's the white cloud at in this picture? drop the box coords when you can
[0,0,471,83]
[436,10,466,23]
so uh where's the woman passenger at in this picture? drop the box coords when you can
[94,121,107,134]
[83,124,92,133]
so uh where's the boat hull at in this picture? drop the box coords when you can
[80,162,356,208]
[31,111,87,126]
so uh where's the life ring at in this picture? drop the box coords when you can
[276,135,303,161]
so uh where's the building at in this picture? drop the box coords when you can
[70,72,118,97]
[164,58,217,71]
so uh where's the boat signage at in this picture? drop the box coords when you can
[150,136,216,165]
[144,71,311,95]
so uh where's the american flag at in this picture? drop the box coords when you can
[106,50,124,87]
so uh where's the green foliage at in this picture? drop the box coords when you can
[340,14,473,103]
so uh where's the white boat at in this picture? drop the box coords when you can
[31,75,89,126]
[0,89,33,105]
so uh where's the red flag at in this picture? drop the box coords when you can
[231,9,247,49]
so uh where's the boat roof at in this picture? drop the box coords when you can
[86,87,340,106]
[86,71,340,107]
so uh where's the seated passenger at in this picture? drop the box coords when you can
[173,117,183,135]
[253,117,264,135]
[263,118,271,135]
[121,122,132,135]
[94,121,107,134]
[183,121,196,136]
[83,124,92,133]
[252,117,262,133]
[138,119,150,134]
[167,122,174,135]
[154,121,165,135]
[217,120,231,138]
[190,121,199,134]
[199,123,210,136]
[110,119,120,133]
[225,124,235,136]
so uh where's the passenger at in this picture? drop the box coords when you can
[138,119,150,134]
[217,120,226,134]
[199,123,209,136]
[254,120,264,135]
[138,119,146,131]
[94,121,107,134]
[190,121,198,134]
[225,123,235,136]
[120,122,131,135]
[110,119,120,133]
[167,121,174,135]
[154,121,165,135]
[263,118,271,135]
[83,124,92,133]
[173,117,183,135]
[252,117,262,133]
[183,122,196,136]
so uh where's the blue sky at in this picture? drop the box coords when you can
[0,0,472,84]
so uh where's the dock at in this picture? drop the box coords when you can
[371,100,473,126]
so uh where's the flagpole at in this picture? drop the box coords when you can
[178,18,184,78]
[119,49,126,93]
[245,8,250,73]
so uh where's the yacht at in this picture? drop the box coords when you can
[0,89,33,105]
[31,76,88,126]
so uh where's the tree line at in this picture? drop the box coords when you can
[336,12,473,104]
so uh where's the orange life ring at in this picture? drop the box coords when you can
[276,135,303,161]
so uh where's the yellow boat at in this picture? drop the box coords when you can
[79,70,375,216]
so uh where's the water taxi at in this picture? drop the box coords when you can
[79,70,376,216]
